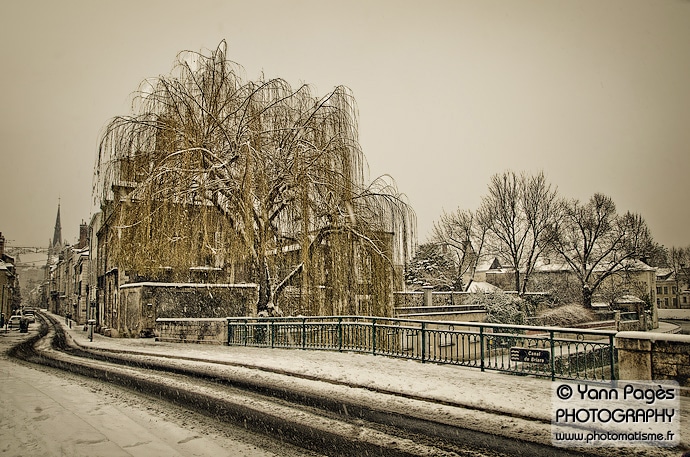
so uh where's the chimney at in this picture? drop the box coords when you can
[78,221,88,249]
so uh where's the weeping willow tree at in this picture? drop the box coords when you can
[94,41,415,316]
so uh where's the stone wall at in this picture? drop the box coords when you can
[616,331,690,391]
[393,289,542,309]
[616,319,642,331]
[657,309,690,320]
[156,318,226,344]
[394,290,469,308]
[117,282,258,337]
[396,310,487,322]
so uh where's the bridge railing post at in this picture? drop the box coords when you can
[372,318,377,355]
[550,330,556,381]
[302,317,306,349]
[421,321,426,363]
[609,333,616,381]
[338,317,343,352]
[480,326,485,372]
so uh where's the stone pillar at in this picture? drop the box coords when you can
[423,286,434,307]
[615,332,652,381]
[614,310,620,331]
[616,331,690,388]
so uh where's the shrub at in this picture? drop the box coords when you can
[536,304,595,327]
[467,292,525,326]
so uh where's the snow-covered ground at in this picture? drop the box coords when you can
[65,319,687,421]
[68,320,554,422]
[57,314,690,456]
[0,328,324,457]
[5,313,690,456]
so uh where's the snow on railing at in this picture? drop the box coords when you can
[226,316,617,381]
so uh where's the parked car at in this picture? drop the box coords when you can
[22,309,35,323]
[7,315,22,329]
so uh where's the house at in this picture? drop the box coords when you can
[48,222,90,324]
[92,186,405,337]
[656,268,690,309]
[474,255,658,308]
[465,280,501,293]
[0,232,19,319]
[94,194,257,334]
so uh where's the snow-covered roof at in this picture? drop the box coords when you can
[477,255,656,274]
[610,258,656,272]
[465,280,501,293]
[531,258,571,272]
[474,257,512,273]
[614,294,646,304]
[120,282,258,289]
[656,268,675,281]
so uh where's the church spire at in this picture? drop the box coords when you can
[52,202,62,253]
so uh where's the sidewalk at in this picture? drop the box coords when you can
[57,313,690,455]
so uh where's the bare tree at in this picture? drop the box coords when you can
[476,171,560,295]
[547,193,655,307]
[431,209,487,290]
[94,41,415,315]
[642,242,668,268]
[667,246,690,302]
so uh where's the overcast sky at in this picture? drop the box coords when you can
[1,0,688,250]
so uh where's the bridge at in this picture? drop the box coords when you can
[4,246,49,267]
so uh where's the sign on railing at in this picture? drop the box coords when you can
[510,347,550,363]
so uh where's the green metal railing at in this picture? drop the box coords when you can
[227,316,617,381]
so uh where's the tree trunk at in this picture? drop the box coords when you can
[256,259,271,313]
[582,284,593,308]
[514,270,521,296]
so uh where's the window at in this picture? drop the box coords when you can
[664,286,668,294]
[664,298,669,307]
[657,286,662,294]
[684,296,688,304]
[673,298,678,307]
[672,286,677,294]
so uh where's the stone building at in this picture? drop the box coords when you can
[0,232,19,319]
[93,194,401,337]
[48,221,90,324]
[656,268,690,309]
[475,256,658,309]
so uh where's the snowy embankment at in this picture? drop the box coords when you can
[47,311,688,457]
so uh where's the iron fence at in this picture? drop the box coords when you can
[227,316,617,381]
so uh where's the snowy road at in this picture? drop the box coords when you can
[6,314,502,456]
[0,327,322,457]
